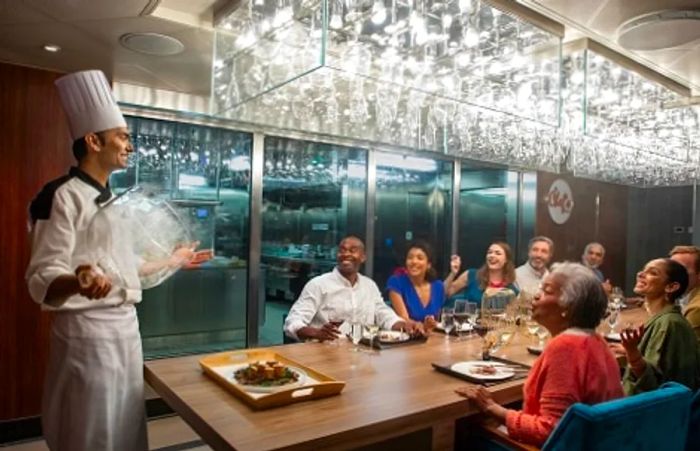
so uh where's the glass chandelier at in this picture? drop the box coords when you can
[561,39,700,187]
[210,0,698,186]
[212,0,565,171]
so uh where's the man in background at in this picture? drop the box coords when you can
[582,242,612,293]
[515,236,554,298]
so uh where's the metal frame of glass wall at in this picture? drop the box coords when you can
[120,105,535,350]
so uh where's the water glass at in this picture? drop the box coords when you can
[441,308,455,339]
[365,323,379,350]
[350,322,363,352]
[607,308,620,334]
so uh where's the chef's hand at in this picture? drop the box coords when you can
[75,265,112,299]
[168,241,200,267]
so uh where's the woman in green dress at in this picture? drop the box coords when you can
[620,258,700,394]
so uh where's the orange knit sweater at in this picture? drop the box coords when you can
[504,331,624,446]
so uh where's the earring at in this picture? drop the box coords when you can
[561,312,567,318]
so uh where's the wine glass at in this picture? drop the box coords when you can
[610,287,624,310]
[607,307,620,334]
[365,323,379,350]
[464,302,478,338]
[473,321,491,358]
[350,322,363,352]
[327,314,344,346]
[441,308,455,340]
[526,320,540,345]
[453,300,468,340]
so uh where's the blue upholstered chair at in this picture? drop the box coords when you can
[471,382,693,451]
[686,389,700,451]
[539,382,692,451]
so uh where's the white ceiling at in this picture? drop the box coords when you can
[522,0,700,94]
[0,0,699,100]
[0,0,217,95]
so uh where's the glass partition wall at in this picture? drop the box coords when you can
[118,113,537,352]
[373,152,454,292]
[114,116,252,358]
[259,137,367,345]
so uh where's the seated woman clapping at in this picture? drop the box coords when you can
[456,262,623,447]
[445,241,519,307]
[619,258,700,394]
[386,241,444,330]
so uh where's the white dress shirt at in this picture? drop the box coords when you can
[515,262,548,298]
[284,267,402,340]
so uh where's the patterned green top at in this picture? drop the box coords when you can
[623,304,700,395]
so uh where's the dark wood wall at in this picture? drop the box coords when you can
[536,172,629,291]
[0,62,72,420]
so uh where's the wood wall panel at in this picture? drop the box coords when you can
[535,172,629,291]
[0,62,72,420]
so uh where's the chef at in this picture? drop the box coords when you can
[26,70,147,451]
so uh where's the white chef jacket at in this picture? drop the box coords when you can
[284,267,402,340]
[26,169,141,310]
[26,167,147,451]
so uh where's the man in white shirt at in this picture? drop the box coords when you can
[515,236,554,298]
[284,236,423,341]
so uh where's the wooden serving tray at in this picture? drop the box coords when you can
[199,348,346,410]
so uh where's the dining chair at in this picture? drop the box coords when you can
[468,382,692,451]
[685,388,700,451]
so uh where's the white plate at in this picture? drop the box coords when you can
[437,323,473,332]
[377,330,411,343]
[450,361,515,381]
[605,332,621,342]
[229,363,307,393]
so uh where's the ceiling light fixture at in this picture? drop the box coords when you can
[119,33,184,56]
[43,44,61,53]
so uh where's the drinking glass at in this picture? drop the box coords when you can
[610,287,625,310]
[526,320,540,345]
[327,315,344,346]
[454,300,468,340]
[607,307,620,334]
[350,322,363,352]
[441,308,455,340]
[365,323,379,350]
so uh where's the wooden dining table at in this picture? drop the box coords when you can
[144,306,650,451]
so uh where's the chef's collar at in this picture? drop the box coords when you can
[69,167,112,204]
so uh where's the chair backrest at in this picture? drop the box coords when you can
[541,382,692,451]
[686,389,700,451]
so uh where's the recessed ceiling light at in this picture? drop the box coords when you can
[618,10,700,50]
[119,32,184,56]
[43,44,61,53]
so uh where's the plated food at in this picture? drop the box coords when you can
[377,330,411,343]
[233,361,305,392]
[450,361,516,381]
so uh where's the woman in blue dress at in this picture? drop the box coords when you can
[445,241,518,307]
[386,241,445,327]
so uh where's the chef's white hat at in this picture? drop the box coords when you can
[54,70,126,141]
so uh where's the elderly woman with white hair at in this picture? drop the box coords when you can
[456,262,623,447]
